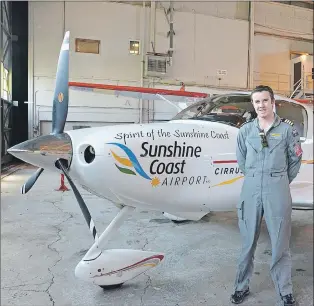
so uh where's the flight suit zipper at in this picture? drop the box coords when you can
[261,147,264,204]
[261,124,276,203]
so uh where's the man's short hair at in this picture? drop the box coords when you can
[251,85,275,101]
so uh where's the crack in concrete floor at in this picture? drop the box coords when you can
[46,199,74,306]
[1,169,313,306]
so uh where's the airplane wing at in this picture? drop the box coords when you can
[68,82,209,110]
[290,181,314,209]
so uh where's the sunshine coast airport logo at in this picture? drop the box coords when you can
[107,140,211,188]
[107,142,160,187]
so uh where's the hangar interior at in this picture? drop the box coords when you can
[1,0,313,164]
[1,1,313,306]
[29,1,313,135]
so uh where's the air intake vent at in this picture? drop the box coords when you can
[145,54,168,76]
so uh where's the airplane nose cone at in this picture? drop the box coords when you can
[8,133,73,171]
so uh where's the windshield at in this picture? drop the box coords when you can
[172,94,256,128]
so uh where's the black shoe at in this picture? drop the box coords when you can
[230,288,250,304]
[281,294,296,306]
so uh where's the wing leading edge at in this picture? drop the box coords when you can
[69,82,208,103]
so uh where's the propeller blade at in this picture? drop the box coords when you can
[55,159,99,244]
[52,31,70,135]
[21,167,44,194]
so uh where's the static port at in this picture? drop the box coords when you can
[84,145,95,163]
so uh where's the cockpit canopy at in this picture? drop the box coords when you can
[172,93,308,138]
[172,94,255,128]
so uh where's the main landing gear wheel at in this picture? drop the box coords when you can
[99,283,124,290]
[171,219,188,224]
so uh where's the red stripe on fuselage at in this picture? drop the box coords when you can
[213,160,238,164]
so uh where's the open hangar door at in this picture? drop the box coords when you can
[1,1,13,166]
[1,1,28,167]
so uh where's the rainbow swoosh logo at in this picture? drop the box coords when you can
[107,142,160,187]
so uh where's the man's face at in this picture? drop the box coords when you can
[251,91,274,119]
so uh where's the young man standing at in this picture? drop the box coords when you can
[230,85,302,306]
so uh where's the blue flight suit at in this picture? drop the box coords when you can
[234,113,302,298]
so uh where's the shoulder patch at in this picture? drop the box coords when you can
[281,118,294,126]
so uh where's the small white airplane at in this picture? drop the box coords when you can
[7,31,313,289]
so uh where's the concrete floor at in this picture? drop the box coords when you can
[1,166,313,306]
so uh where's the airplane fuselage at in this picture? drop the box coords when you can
[65,120,313,220]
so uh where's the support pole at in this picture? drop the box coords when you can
[168,1,174,58]
[247,1,254,90]
[55,173,70,192]
[150,0,156,53]
[139,0,146,124]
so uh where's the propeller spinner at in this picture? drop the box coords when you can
[8,31,71,193]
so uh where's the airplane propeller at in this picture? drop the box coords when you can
[55,159,100,245]
[21,167,44,194]
[20,31,70,194]
[12,31,101,247]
